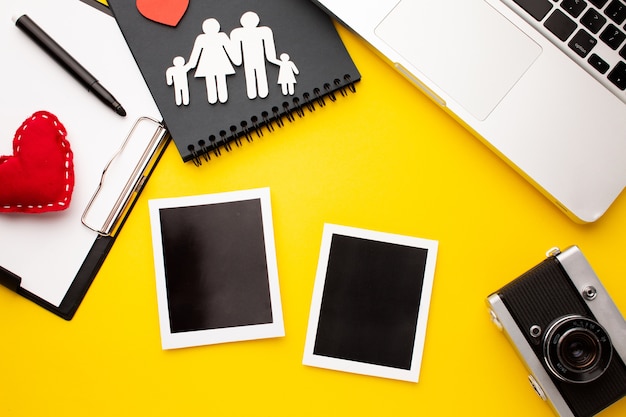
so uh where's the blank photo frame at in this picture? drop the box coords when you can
[303,224,438,382]
[149,188,284,349]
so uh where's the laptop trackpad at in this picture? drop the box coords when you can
[375,0,541,120]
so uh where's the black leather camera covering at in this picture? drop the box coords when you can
[498,257,626,417]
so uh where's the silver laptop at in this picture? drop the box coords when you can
[313,0,626,223]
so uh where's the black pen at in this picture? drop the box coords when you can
[13,14,127,117]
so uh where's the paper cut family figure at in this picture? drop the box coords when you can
[166,11,299,106]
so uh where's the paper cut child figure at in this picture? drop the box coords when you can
[166,56,191,106]
[277,53,299,96]
[187,18,238,104]
[230,11,280,100]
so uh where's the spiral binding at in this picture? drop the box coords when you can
[188,74,357,166]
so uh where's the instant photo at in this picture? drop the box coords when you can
[303,224,438,382]
[149,188,284,349]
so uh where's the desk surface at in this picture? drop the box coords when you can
[1,16,625,417]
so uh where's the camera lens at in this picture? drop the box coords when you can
[559,329,599,370]
[543,315,613,383]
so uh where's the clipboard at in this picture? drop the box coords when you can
[0,0,167,319]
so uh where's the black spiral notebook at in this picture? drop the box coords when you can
[108,0,360,164]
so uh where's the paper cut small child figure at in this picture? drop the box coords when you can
[277,53,299,96]
[166,56,191,106]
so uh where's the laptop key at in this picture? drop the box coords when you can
[600,23,626,48]
[581,8,608,33]
[607,61,626,88]
[588,53,610,73]
[569,29,598,56]
[545,9,578,40]
[605,0,626,25]
[513,0,553,20]
[561,0,588,18]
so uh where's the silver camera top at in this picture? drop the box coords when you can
[553,246,626,364]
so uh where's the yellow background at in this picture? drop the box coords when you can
[1,5,626,416]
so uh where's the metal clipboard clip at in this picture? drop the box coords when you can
[81,117,168,236]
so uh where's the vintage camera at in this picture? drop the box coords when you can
[487,246,626,417]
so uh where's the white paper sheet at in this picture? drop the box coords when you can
[0,0,161,307]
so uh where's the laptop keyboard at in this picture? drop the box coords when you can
[505,0,626,103]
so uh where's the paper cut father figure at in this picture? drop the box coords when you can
[230,11,280,100]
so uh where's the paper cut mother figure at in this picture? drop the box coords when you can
[187,18,239,104]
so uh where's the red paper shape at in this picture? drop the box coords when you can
[0,111,74,214]
[136,0,189,27]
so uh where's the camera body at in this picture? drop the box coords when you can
[487,246,626,417]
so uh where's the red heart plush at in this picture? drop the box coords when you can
[0,111,74,213]
[137,0,189,27]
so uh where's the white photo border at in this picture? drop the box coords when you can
[149,187,284,350]
[303,223,438,382]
